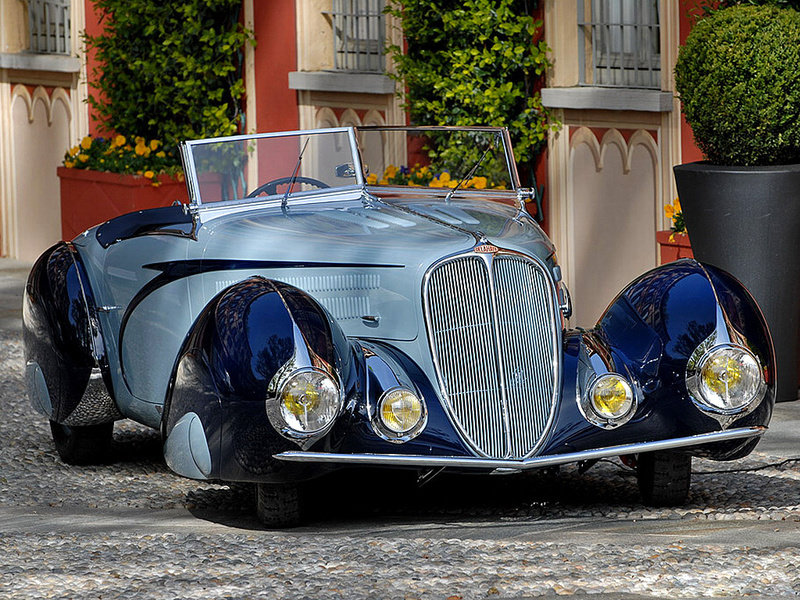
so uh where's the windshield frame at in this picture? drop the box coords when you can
[179,125,519,210]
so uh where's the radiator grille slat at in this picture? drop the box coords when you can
[425,252,559,459]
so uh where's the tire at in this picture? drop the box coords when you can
[255,482,302,528]
[49,420,114,465]
[637,451,692,506]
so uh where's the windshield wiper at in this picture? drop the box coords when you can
[444,141,494,203]
[282,138,310,214]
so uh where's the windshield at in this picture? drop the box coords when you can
[183,129,359,206]
[358,127,515,191]
[182,126,517,207]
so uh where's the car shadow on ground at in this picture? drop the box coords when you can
[111,425,167,465]
[183,458,800,531]
[99,423,799,531]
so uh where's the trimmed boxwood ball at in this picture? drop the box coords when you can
[675,5,800,166]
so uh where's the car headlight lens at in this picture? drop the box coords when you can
[278,370,340,434]
[696,345,762,411]
[375,388,426,441]
[589,373,634,419]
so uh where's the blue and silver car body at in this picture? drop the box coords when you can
[23,126,774,524]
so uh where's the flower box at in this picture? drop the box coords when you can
[58,167,189,240]
[657,230,693,264]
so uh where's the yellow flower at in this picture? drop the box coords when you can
[472,176,487,189]
[144,170,155,179]
[669,232,676,242]
[379,177,389,185]
[149,139,160,151]
[673,197,681,213]
[78,154,89,162]
[366,173,378,184]
[113,134,126,147]
[80,136,92,150]
[69,146,80,156]
[135,143,147,156]
[64,160,75,168]
[664,205,674,218]
[135,136,145,145]
[156,151,166,158]
[439,172,451,183]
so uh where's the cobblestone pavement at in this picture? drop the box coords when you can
[2,282,800,597]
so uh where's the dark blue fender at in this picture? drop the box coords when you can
[163,276,359,483]
[23,242,118,425]
[541,259,774,460]
[163,277,474,483]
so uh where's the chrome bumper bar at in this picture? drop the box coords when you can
[274,426,765,470]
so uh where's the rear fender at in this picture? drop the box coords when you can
[23,242,118,426]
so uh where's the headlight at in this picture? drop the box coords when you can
[689,344,763,412]
[579,372,636,429]
[373,388,426,442]
[275,369,341,435]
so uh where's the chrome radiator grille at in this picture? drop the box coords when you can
[424,252,559,459]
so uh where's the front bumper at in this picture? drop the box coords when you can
[274,426,765,472]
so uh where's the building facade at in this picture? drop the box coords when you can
[1,0,704,306]
[541,0,702,326]
[0,0,88,261]
[0,0,404,262]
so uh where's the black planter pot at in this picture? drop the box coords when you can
[674,162,800,403]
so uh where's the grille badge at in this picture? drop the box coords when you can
[473,244,499,254]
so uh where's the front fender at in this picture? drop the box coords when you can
[162,276,356,482]
[594,259,774,457]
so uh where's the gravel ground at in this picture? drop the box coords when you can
[2,327,800,599]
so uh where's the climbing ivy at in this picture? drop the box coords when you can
[85,0,254,162]
[386,0,557,176]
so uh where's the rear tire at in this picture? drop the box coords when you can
[637,451,691,506]
[255,482,302,528]
[49,420,114,465]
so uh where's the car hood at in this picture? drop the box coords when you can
[190,191,557,342]
[196,191,555,267]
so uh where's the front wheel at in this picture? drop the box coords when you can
[49,421,114,465]
[255,482,303,528]
[637,451,692,506]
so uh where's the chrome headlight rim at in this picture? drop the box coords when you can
[371,387,428,444]
[579,372,637,430]
[266,367,343,440]
[686,342,766,415]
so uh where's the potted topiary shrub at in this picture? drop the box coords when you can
[674,4,800,402]
[59,0,252,238]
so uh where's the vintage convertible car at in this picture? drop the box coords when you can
[24,126,774,526]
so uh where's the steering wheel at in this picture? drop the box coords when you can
[246,176,330,198]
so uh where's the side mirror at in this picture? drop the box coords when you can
[335,164,356,178]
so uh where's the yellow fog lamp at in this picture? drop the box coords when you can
[374,388,427,442]
[583,373,636,428]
